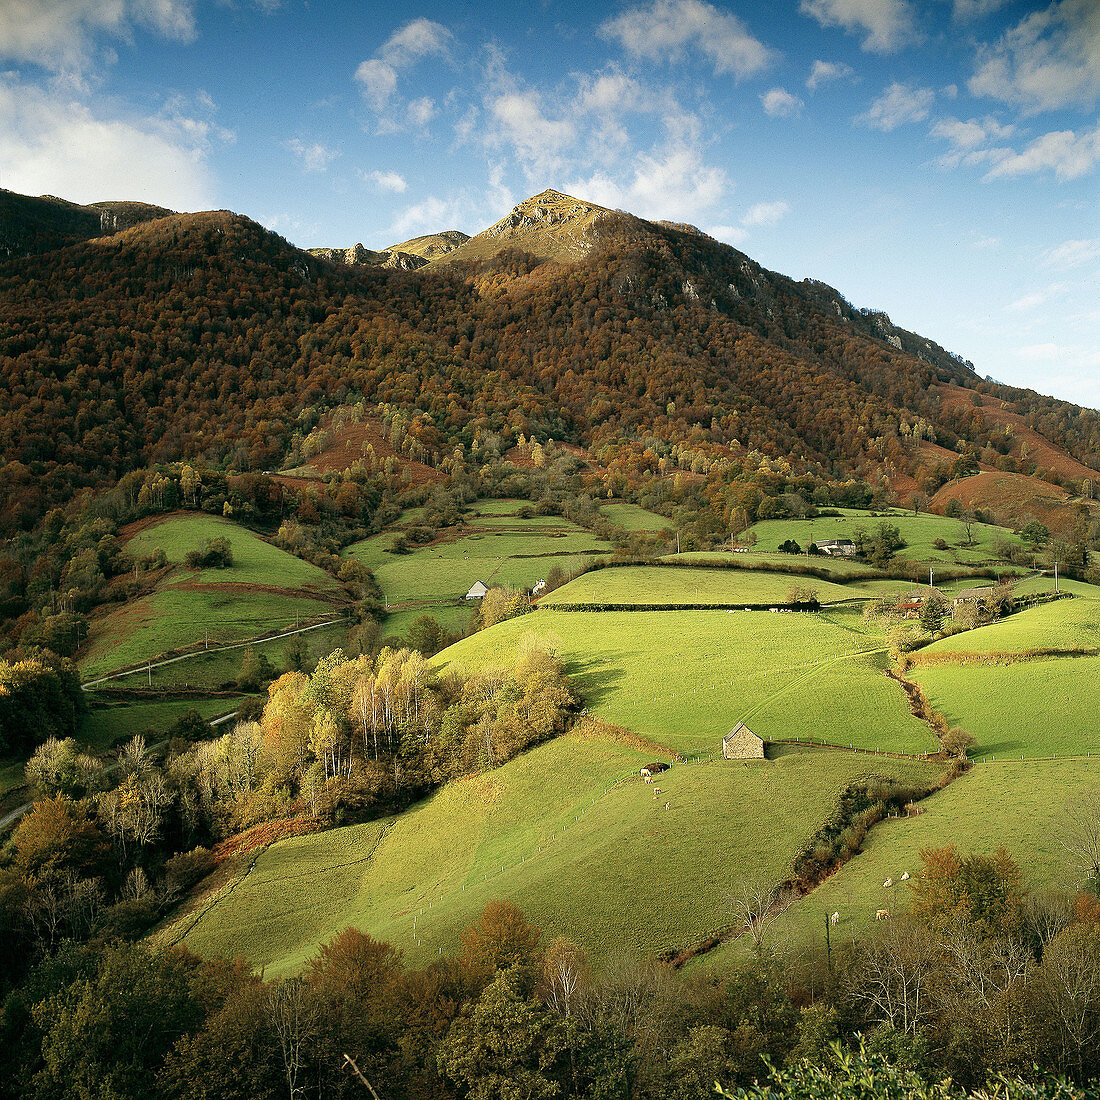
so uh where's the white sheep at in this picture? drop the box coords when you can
[830,911,840,926]
[883,878,894,888]
[901,871,910,881]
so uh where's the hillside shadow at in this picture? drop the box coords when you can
[562,653,626,709]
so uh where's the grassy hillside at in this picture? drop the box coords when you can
[345,509,612,609]
[169,729,940,976]
[913,656,1100,758]
[743,757,1100,965]
[747,509,1022,563]
[539,564,901,607]
[599,503,671,532]
[125,514,339,591]
[81,514,344,680]
[433,609,938,755]
[922,596,1100,656]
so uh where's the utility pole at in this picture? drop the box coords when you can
[929,566,933,593]
[1055,558,1059,594]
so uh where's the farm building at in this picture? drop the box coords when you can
[815,538,856,557]
[640,761,669,780]
[723,722,765,759]
[898,587,946,619]
[465,581,489,600]
[953,583,1015,613]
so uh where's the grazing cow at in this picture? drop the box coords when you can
[900,872,910,881]
[883,878,894,888]
[644,775,653,784]
[653,787,661,797]
[876,909,890,920]
[830,911,840,926]
[665,802,670,810]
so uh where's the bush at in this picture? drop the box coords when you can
[184,536,233,569]
[162,846,216,900]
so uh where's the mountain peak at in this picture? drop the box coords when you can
[434,188,625,267]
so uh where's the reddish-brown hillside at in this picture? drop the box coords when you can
[929,470,1094,533]
[939,384,1098,484]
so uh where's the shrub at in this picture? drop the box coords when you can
[184,536,233,569]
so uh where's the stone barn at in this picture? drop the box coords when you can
[723,722,765,760]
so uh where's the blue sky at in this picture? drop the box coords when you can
[0,0,1096,405]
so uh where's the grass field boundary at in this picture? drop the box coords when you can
[587,554,1026,586]
[537,601,825,613]
[769,738,938,761]
[82,616,344,687]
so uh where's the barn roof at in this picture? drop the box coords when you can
[723,721,761,744]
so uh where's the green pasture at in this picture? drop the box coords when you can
[468,499,533,515]
[345,526,612,605]
[80,697,244,752]
[663,551,884,579]
[540,565,892,607]
[913,656,1100,758]
[173,732,939,976]
[1014,575,1100,600]
[91,620,351,691]
[79,513,347,680]
[381,605,472,645]
[924,596,1100,657]
[432,610,938,755]
[126,513,339,593]
[752,757,1100,963]
[746,510,1022,563]
[599,502,672,532]
[81,584,338,679]
[2,696,243,805]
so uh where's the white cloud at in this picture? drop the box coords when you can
[806,59,854,90]
[388,196,456,238]
[952,0,1012,20]
[284,138,339,172]
[707,224,749,245]
[566,146,728,222]
[857,81,934,130]
[599,0,776,78]
[354,18,452,110]
[362,169,407,193]
[0,0,197,72]
[931,115,1015,151]
[406,96,437,127]
[1013,342,1064,360]
[969,0,1100,113]
[1007,284,1065,312]
[0,74,213,207]
[354,59,397,109]
[575,72,645,116]
[983,121,1100,181]
[487,90,575,174]
[761,87,804,117]
[378,17,452,67]
[1043,238,1100,269]
[800,0,918,53]
[741,200,790,227]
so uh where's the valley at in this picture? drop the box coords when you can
[2,181,1099,1096]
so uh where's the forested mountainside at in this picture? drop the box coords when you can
[0,189,173,258]
[1,188,1098,536]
